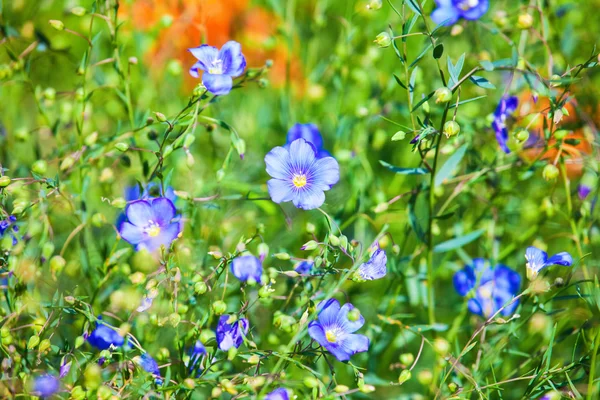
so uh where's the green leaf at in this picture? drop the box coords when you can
[433,44,444,59]
[379,160,429,175]
[411,90,435,112]
[480,60,495,71]
[405,0,422,15]
[470,75,496,89]
[448,95,487,109]
[433,229,485,253]
[393,74,407,89]
[410,43,433,68]
[435,144,468,187]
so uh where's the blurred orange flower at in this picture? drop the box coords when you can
[120,0,302,89]
[518,92,592,178]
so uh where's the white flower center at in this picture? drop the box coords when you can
[457,0,479,10]
[292,174,307,188]
[208,59,223,75]
[145,220,161,237]
[325,326,344,343]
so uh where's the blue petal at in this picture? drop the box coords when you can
[493,265,521,295]
[203,73,233,96]
[189,61,203,78]
[339,333,369,357]
[461,0,489,20]
[88,323,124,350]
[495,289,520,317]
[126,200,153,227]
[316,299,341,328]
[431,6,459,26]
[267,179,295,204]
[219,41,246,77]
[453,266,476,296]
[312,156,340,190]
[358,249,387,280]
[188,44,218,71]
[294,261,313,274]
[467,298,483,316]
[231,255,263,282]
[525,246,548,274]
[119,222,144,245]
[265,388,290,400]
[493,119,511,154]
[265,146,292,180]
[150,197,176,226]
[138,221,181,252]
[286,123,324,150]
[292,186,326,210]
[546,252,573,267]
[288,139,317,172]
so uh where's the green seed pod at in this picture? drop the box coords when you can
[115,142,129,152]
[49,20,65,31]
[211,300,227,315]
[194,281,208,295]
[0,176,11,187]
[374,32,392,48]
[443,121,461,138]
[542,164,559,181]
[398,369,412,385]
[32,160,48,175]
[434,87,452,104]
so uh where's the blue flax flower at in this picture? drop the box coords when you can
[0,215,19,245]
[88,318,125,350]
[265,388,291,400]
[188,340,207,375]
[355,247,387,281]
[139,353,162,384]
[492,96,519,154]
[189,41,246,96]
[33,375,59,398]
[525,246,573,280]
[265,138,340,210]
[230,255,263,284]
[216,315,249,351]
[431,0,489,26]
[286,123,331,158]
[308,299,369,362]
[295,261,313,275]
[454,258,521,318]
[119,198,182,252]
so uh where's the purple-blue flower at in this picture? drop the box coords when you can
[124,183,177,203]
[188,340,207,375]
[492,96,519,154]
[356,248,387,281]
[578,184,592,200]
[139,353,162,384]
[265,388,291,400]
[88,318,125,350]
[431,0,489,26]
[119,198,182,252]
[308,299,370,362]
[59,360,71,378]
[286,123,331,158]
[189,41,246,96]
[33,375,59,398]
[453,258,521,318]
[295,261,313,275]
[230,255,263,283]
[525,246,573,280]
[216,315,249,351]
[0,215,19,245]
[265,138,340,210]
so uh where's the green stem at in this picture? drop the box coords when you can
[588,329,600,400]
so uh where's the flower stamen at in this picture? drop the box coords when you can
[292,174,307,188]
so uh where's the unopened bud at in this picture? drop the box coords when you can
[398,370,412,385]
[154,112,167,122]
[49,20,64,31]
[542,164,559,181]
[114,142,129,152]
[443,121,460,138]
[71,6,86,16]
[374,32,392,48]
[517,14,533,29]
[434,87,452,104]
[212,300,227,315]
[0,176,11,187]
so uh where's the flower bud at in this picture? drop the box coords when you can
[374,32,392,48]
[335,385,349,393]
[162,145,174,159]
[211,300,227,315]
[112,197,127,209]
[433,338,450,354]
[50,255,66,273]
[329,234,340,247]
[301,240,318,250]
[304,376,320,388]
[84,132,98,146]
[517,14,533,29]
[193,83,206,97]
[194,281,208,295]
[39,339,51,353]
[216,169,226,182]
[306,223,316,233]
[347,308,362,322]
[400,353,414,365]
[391,131,406,141]
[32,160,48,175]
[84,364,102,389]
[27,335,40,349]
[49,20,65,31]
[247,354,260,364]
[434,87,452,104]
[0,176,10,187]
[200,330,216,344]
[115,142,129,152]
[448,382,458,393]
[71,6,86,16]
[417,369,433,385]
[367,0,382,10]
[398,370,411,385]
[553,129,569,140]
[542,164,559,181]
[451,25,464,36]
[154,112,167,122]
[514,129,529,143]
[183,378,195,389]
[443,121,460,138]
[75,336,85,349]
[258,285,274,298]
[274,252,290,260]
[60,156,75,171]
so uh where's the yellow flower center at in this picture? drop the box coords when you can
[145,221,161,237]
[292,174,307,188]
[208,60,223,75]
[458,0,479,10]
[325,330,337,343]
